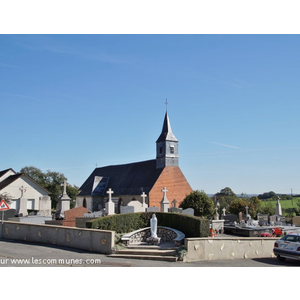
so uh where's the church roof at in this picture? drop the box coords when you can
[78,159,164,197]
[156,112,178,143]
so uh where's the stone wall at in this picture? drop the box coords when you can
[185,236,279,262]
[0,221,114,254]
[149,166,192,209]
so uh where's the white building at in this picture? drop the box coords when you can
[0,168,51,216]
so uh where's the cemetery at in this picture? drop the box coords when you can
[1,113,300,263]
[2,182,300,263]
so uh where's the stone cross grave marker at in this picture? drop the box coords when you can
[160,187,170,212]
[60,180,69,197]
[222,207,226,216]
[107,188,114,202]
[105,188,115,215]
[141,192,147,207]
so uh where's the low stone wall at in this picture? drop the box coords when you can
[185,237,279,262]
[0,221,114,254]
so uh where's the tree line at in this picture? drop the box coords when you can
[179,187,300,219]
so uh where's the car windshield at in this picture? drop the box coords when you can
[281,235,300,242]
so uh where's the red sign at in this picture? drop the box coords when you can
[0,199,9,211]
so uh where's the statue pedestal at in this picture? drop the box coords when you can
[56,197,70,219]
[146,236,161,245]
[16,197,28,216]
[105,201,115,215]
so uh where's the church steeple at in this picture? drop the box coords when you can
[156,112,179,168]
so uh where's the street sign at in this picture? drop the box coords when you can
[0,199,9,211]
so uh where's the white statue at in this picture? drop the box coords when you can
[150,214,158,238]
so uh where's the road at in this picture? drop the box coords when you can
[1,239,300,267]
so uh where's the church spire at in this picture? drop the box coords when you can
[156,111,178,143]
[156,111,179,168]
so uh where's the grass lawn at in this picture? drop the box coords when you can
[261,197,300,209]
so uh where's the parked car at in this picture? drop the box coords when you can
[273,233,300,261]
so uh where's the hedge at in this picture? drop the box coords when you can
[86,212,210,238]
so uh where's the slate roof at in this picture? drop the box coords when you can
[156,112,178,143]
[78,159,164,197]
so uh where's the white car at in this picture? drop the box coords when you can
[273,233,300,261]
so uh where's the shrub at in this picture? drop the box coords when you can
[86,212,210,237]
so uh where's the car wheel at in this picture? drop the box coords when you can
[276,255,286,262]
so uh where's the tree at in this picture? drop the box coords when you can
[229,198,247,215]
[247,196,262,219]
[180,190,214,217]
[259,201,275,216]
[0,192,12,204]
[20,166,78,209]
[214,187,238,212]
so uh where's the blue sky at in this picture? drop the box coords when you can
[1,34,300,195]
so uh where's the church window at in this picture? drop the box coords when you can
[170,145,174,154]
[159,147,163,154]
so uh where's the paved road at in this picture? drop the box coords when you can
[1,239,300,267]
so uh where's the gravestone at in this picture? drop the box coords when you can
[16,186,28,216]
[238,212,243,222]
[141,192,148,209]
[126,200,145,213]
[293,216,300,226]
[223,214,237,224]
[39,196,52,216]
[105,188,115,215]
[146,207,159,212]
[214,206,220,220]
[257,214,269,226]
[160,187,170,212]
[172,199,178,208]
[56,180,71,219]
[182,208,194,216]
[222,207,226,217]
[168,207,183,213]
[278,216,286,225]
[270,215,277,225]
[120,206,135,214]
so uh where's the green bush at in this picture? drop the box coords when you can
[86,212,210,237]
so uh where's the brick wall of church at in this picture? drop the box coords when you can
[148,166,193,210]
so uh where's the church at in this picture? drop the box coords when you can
[76,111,193,212]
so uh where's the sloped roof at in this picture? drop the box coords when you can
[156,112,178,143]
[78,159,164,197]
[0,168,16,180]
[0,173,51,195]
